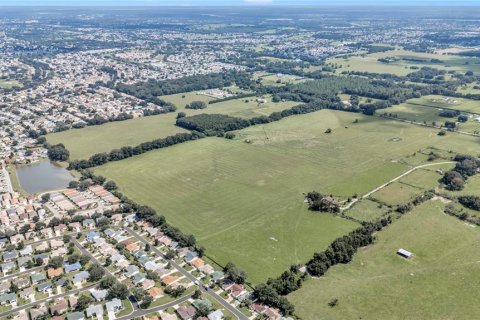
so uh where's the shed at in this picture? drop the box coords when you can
[397,248,413,259]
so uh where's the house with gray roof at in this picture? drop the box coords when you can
[3,250,18,262]
[124,265,139,277]
[64,262,82,273]
[90,288,108,301]
[72,271,89,285]
[106,298,123,313]
[1,262,15,273]
[37,281,52,293]
[31,272,46,284]
[0,292,17,305]
[86,304,104,318]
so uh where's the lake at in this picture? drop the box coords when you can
[16,160,74,194]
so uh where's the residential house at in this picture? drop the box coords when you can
[82,219,95,229]
[37,281,53,293]
[12,277,29,289]
[86,304,104,318]
[50,299,68,315]
[47,267,63,279]
[0,292,17,305]
[132,272,146,285]
[176,306,196,320]
[147,287,164,300]
[17,256,32,268]
[0,281,10,294]
[86,231,100,242]
[72,271,89,285]
[90,288,108,301]
[31,272,46,284]
[19,245,33,257]
[64,262,82,273]
[20,287,34,300]
[207,310,224,320]
[34,253,49,265]
[184,251,198,264]
[30,306,49,320]
[3,250,18,262]
[1,262,16,274]
[105,298,123,314]
[141,279,155,291]
[124,265,139,278]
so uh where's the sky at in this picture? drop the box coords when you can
[1,0,479,6]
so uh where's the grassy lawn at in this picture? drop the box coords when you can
[371,181,422,206]
[399,168,443,190]
[343,199,391,222]
[95,110,480,283]
[289,200,480,320]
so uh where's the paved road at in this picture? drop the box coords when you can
[115,292,194,320]
[124,227,248,320]
[0,283,98,319]
[1,168,14,193]
[0,265,44,282]
[342,161,455,211]
[71,237,141,312]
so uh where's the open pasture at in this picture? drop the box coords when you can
[383,102,480,134]
[94,110,480,283]
[47,91,298,160]
[328,49,480,76]
[407,95,480,114]
[289,200,480,320]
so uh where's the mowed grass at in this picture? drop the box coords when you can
[94,110,480,283]
[343,199,391,222]
[47,113,188,160]
[289,200,480,320]
[47,91,299,160]
[371,181,422,206]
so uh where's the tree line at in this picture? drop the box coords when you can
[67,131,205,170]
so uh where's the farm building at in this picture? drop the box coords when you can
[397,248,413,259]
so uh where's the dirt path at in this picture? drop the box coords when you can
[341,161,455,211]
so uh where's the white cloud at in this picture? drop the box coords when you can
[244,0,274,4]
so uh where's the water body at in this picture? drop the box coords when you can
[16,160,74,194]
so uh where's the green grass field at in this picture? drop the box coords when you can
[289,200,480,320]
[47,92,298,160]
[327,49,480,76]
[343,199,391,222]
[380,102,480,134]
[94,110,480,283]
[371,181,422,206]
[407,95,480,114]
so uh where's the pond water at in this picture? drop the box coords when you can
[16,160,74,194]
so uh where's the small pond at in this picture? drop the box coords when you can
[16,160,74,194]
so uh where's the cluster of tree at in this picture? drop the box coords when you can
[365,45,394,54]
[441,154,480,190]
[115,71,254,102]
[224,262,247,284]
[406,67,447,84]
[253,283,295,316]
[46,143,70,161]
[68,131,205,170]
[305,191,340,213]
[176,114,251,136]
[458,195,480,211]
[185,101,207,109]
[438,109,460,118]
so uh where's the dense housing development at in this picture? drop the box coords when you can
[0,4,480,320]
